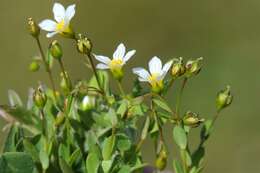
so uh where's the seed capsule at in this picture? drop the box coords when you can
[29,61,40,72]
[33,87,47,109]
[76,34,92,55]
[171,57,186,78]
[183,111,204,128]
[216,85,233,111]
[185,57,203,77]
[28,18,40,38]
[49,40,63,60]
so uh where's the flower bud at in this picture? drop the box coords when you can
[76,34,92,55]
[216,85,233,111]
[155,147,167,171]
[33,87,47,109]
[183,111,204,128]
[80,96,95,111]
[171,57,186,78]
[55,112,65,126]
[29,61,40,72]
[185,57,203,77]
[49,40,63,60]
[27,18,40,38]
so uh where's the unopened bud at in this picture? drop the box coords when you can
[155,147,167,171]
[216,85,233,111]
[171,57,186,78]
[29,61,40,72]
[49,40,63,60]
[185,57,203,77]
[33,87,47,109]
[76,34,92,55]
[55,112,65,126]
[27,18,40,38]
[183,111,204,128]
[80,96,95,111]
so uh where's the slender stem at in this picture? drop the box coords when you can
[35,37,57,99]
[85,53,103,92]
[58,59,72,92]
[40,109,46,137]
[117,80,125,96]
[175,77,188,120]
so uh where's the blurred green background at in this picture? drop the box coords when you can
[0,0,259,172]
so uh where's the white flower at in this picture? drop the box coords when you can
[94,43,136,71]
[132,56,173,92]
[39,3,75,38]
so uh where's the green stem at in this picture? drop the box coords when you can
[85,53,103,92]
[35,37,57,99]
[175,77,188,120]
[58,59,72,92]
[117,80,125,96]
[40,109,46,137]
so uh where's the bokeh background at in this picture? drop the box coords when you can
[0,0,259,172]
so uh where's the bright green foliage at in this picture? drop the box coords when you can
[0,2,233,173]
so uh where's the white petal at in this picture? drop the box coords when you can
[47,32,58,38]
[149,56,162,74]
[83,96,90,105]
[113,43,126,60]
[96,63,109,69]
[132,67,150,82]
[123,50,136,63]
[39,19,57,31]
[65,4,76,23]
[53,3,65,22]
[159,60,173,79]
[162,60,173,74]
[94,54,111,64]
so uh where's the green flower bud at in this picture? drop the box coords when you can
[29,61,40,72]
[185,57,203,77]
[55,112,65,126]
[171,57,186,78]
[27,18,40,38]
[183,111,204,128]
[80,96,95,111]
[155,147,167,171]
[216,85,233,111]
[33,87,47,109]
[49,40,63,60]
[76,34,92,55]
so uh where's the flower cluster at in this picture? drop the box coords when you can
[0,2,233,173]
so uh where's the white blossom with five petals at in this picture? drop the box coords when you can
[132,56,173,92]
[39,3,75,38]
[94,43,136,70]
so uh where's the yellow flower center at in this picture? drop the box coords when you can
[109,59,123,70]
[148,73,164,93]
[56,20,66,32]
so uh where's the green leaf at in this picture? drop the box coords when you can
[0,152,34,173]
[23,139,39,162]
[173,126,187,149]
[200,120,213,140]
[2,125,19,152]
[59,158,74,173]
[101,160,113,173]
[69,149,82,166]
[118,165,131,173]
[86,152,100,173]
[173,160,184,173]
[39,149,49,170]
[117,100,128,118]
[102,135,116,160]
[8,90,23,107]
[153,98,172,113]
[192,147,205,167]
[141,116,150,140]
[117,135,131,152]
